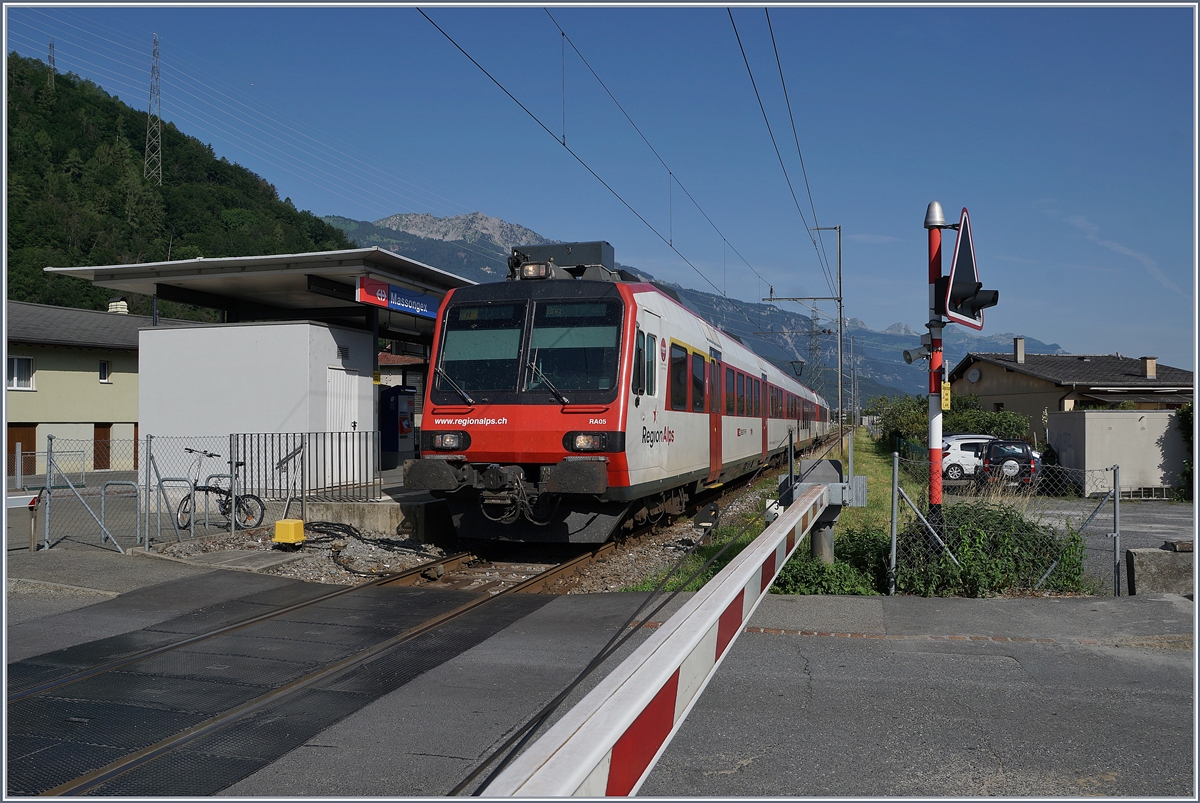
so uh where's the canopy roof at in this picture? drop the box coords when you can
[44,247,475,343]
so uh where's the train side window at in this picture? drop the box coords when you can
[645,335,657,396]
[754,380,761,417]
[725,367,735,415]
[737,373,745,416]
[691,353,706,412]
[669,344,688,410]
[633,329,645,395]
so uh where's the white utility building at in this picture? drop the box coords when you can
[139,321,374,438]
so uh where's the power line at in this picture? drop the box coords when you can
[417,8,825,373]
[727,9,835,298]
[417,8,731,299]
[764,8,832,282]
[18,7,486,221]
[542,9,778,298]
[7,21,514,268]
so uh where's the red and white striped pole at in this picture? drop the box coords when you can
[924,201,946,528]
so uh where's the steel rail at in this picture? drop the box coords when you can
[39,545,616,797]
[8,551,475,703]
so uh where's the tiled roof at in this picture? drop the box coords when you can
[950,352,1193,389]
[6,301,200,350]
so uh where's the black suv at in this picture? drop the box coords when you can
[976,440,1038,490]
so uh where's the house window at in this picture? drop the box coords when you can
[993,402,1004,412]
[7,357,33,390]
[99,360,111,383]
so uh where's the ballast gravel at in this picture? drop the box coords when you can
[157,529,446,587]
[152,480,775,592]
[549,483,774,594]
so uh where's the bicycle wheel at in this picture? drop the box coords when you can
[176,494,195,530]
[234,495,266,529]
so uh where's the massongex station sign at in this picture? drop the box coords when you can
[356,275,441,320]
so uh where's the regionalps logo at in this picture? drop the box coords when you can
[642,425,675,448]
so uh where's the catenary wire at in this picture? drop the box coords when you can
[765,8,832,283]
[417,7,817,369]
[543,8,782,298]
[727,9,836,298]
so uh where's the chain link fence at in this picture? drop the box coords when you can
[888,454,1122,597]
[21,432,380,553]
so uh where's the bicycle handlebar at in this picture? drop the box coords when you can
[184,448,221,458]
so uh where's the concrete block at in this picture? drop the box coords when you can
[1126,548,1194,596]
[303,499,454,546]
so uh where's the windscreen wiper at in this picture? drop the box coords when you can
[435,367,475,405]
[527,361,570,405]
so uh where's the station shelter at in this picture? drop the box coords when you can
[44,247,474,467]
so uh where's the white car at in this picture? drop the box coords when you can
[942,434,996,480]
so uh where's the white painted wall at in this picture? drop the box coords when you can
[139,322,374,438]
[1049,410,1188,489]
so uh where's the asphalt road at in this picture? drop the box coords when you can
[642,594,1194,797]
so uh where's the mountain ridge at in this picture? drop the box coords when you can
[326,212,1065,399]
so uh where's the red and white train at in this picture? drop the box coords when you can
[404,242,832,542]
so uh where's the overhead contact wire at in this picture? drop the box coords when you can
[728,9,835,298]
[765,8,833,283]
[544,8,777,295]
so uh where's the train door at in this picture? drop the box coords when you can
[760,376,768,464]
[634,310,665,479]
[707,357,722,484]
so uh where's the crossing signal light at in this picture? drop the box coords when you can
[936,278,999,319]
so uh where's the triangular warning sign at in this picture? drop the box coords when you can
[943,208,988,330]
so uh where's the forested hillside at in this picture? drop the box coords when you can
[6,52,353,318]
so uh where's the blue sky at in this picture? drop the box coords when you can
[6,5,1196,370]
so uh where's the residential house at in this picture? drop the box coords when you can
[6,300,196,474]
[948,337,1192,429]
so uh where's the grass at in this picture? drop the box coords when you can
[624,473,777,594]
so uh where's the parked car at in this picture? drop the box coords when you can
[941,434,996,480]
[977,439,1039,490]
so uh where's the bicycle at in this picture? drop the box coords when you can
[176,448,266,530]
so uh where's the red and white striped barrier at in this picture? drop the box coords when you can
[482,484,830,797]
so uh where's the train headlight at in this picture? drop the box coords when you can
[429,432,470,450]
[521,261,551,279]
[572,433,605,451]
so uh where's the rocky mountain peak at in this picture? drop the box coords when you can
[372,211,556,253]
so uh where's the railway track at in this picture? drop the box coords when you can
[7,544,624,796]
[10,440,845,796]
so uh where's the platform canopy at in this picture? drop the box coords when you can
[44,247,476,344]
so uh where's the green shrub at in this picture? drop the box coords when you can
[772,553,879,595]
[894,501,1088,597]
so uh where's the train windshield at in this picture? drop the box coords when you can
[525,300,622,392]
[438,302,527,392]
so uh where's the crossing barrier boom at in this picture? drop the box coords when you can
[482,483,830,797]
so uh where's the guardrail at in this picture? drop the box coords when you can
[482,483,830,797]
